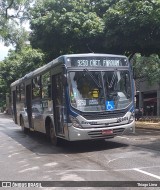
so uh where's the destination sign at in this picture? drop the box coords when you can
[67,57,128,67]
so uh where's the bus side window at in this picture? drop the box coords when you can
[16,86,20,102]
[42,72,51,99]
[32,76,41,99]
[20,83,25,102]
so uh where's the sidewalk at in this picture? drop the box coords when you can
[136,121,160,130]
[0,113,12,119]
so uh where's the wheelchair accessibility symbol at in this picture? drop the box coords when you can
[106,101,115,111]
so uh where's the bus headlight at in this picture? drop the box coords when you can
[69,115,82,128]
[129,112,135,123]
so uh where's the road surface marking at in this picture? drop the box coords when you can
[117,136,130,140]
[115,166,160,171]
[134,168,160,180]
[45,166,160,172]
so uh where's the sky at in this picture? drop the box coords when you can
[0,43,13,61]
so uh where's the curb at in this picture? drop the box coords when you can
[136,122,160,131]
[136,126,160,131]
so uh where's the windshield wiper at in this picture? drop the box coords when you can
[84,69,102,88]
[109,71,116,89]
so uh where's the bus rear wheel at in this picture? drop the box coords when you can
[49,123,59,146]
[20,117,28,134]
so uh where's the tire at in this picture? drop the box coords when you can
[20,117,28,134]
[49,122,60,146]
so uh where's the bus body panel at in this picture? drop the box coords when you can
[11,53,135,142]
[68,120,135,141]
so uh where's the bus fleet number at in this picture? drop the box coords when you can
[77,60,89,67]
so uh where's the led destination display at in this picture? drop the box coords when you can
[68,57,128,67]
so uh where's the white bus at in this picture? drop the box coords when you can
[11,53,135,145]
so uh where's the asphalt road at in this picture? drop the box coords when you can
[0,113,160,190]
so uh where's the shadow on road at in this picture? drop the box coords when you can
[1,114,160,157]
[0,114,128,155]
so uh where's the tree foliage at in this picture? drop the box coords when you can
[133,54,160,84]
[0,0,31,45]
[1,0,160,57]
[0,46,44,104]
[30,0,105,60]
[104,0,160,56]
[1,0,160,108]
[29,0,160,60]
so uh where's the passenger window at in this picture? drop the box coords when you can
[20,83,25,102]
[32,76,41,99]
[42,72,51,99]
[16,86,20,102]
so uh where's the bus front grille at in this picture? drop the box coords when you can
[88,128,125,138]
[82,111,125,120]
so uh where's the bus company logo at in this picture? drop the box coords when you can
[117,117,128,123]
[1,182,42,188]
[81,121,97,125]
[2,182,11,188]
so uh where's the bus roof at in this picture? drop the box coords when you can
[10,53,128,87]
[63,53,127,58]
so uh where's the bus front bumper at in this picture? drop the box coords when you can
[68,121,135,141]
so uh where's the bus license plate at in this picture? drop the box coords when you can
[102,129,113,135]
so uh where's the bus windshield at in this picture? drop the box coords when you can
[69,70,132,112]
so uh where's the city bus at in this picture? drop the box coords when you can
[11,53,135,145]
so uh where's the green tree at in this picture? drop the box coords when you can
[133,54,160,115]
[29,0,160,59]
[104,0,160,56]
[133,54,160,84]
[0,46,44,106]
[29,0,105,60]
[5,27,29,51]
[0,0,31,46]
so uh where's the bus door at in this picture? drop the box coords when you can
[12,90,17,124]
[26,84,33,129]
[31,75,44,132]
[52,73,66,136]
